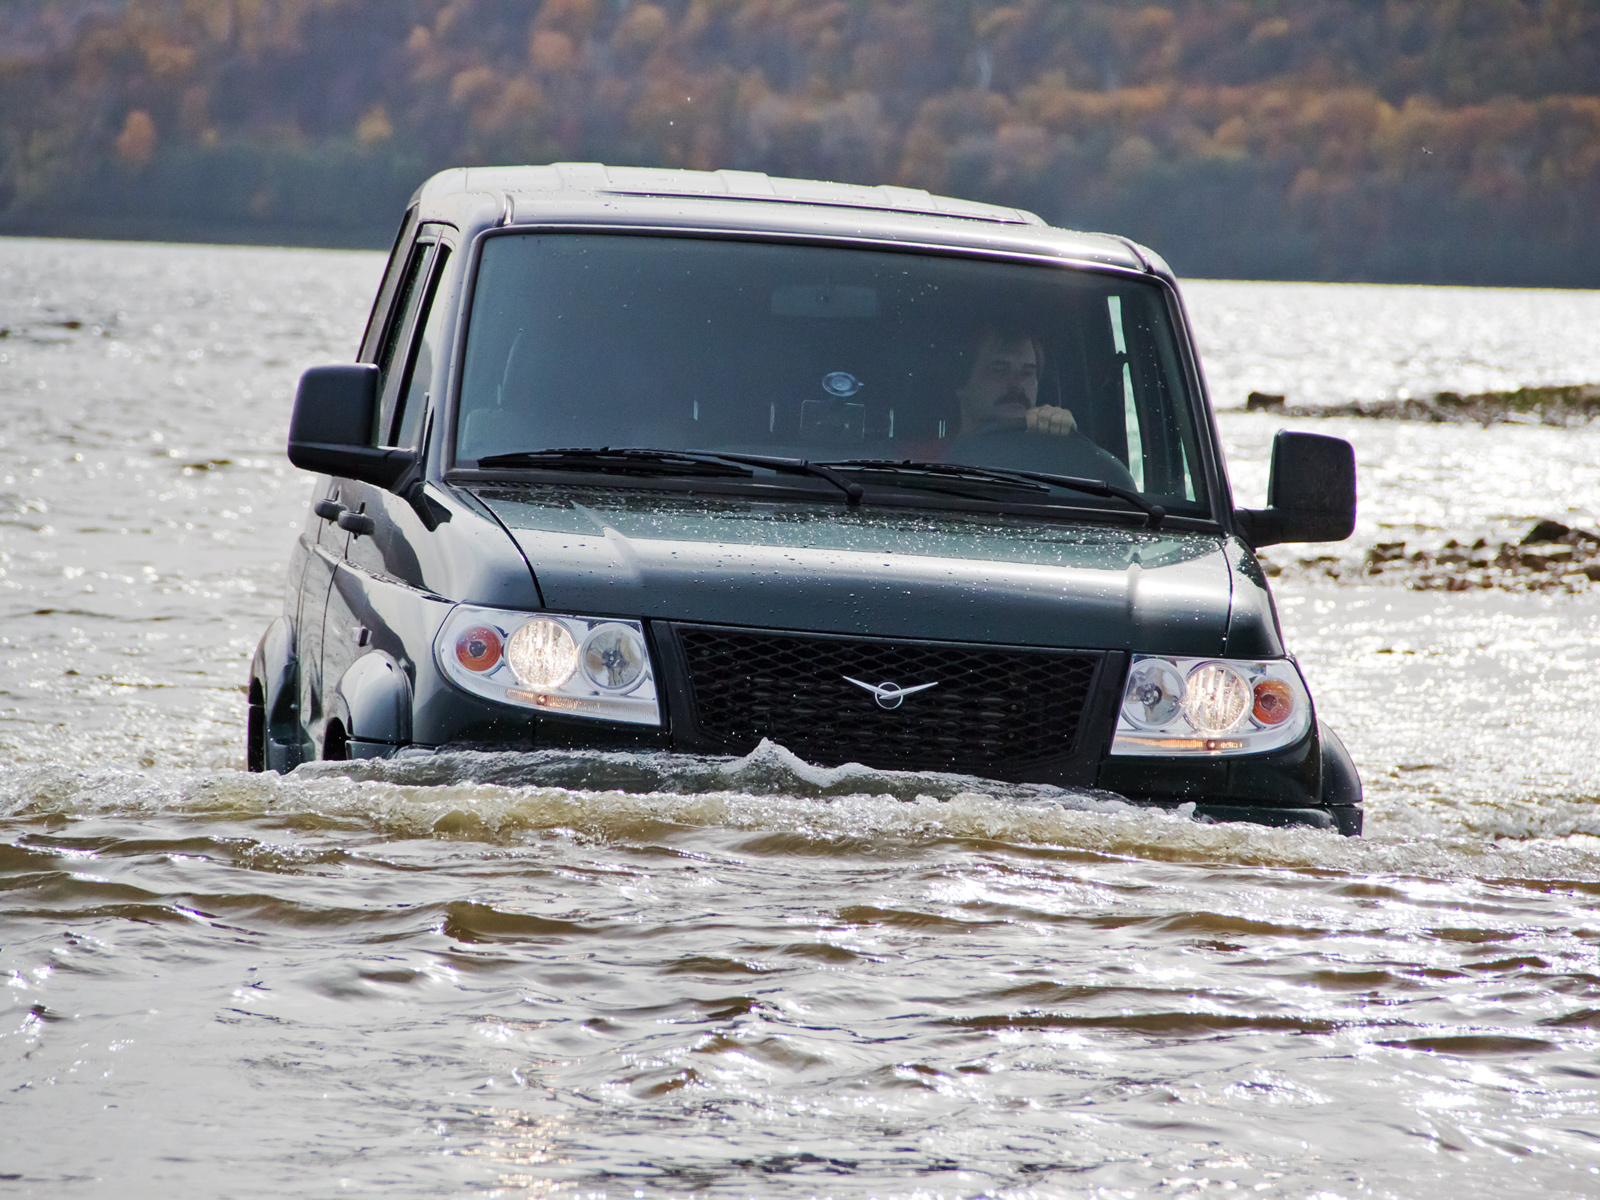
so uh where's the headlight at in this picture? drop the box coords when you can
[435,606,660,726]
[1111,655,1311,756]
[506,618,578,690]
[580,624,648,692]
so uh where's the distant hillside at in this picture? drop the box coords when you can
[2,0,1598,284]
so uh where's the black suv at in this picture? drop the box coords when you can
[250,164,1362,834]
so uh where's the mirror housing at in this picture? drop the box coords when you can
[1234,430,1356,547]
[287,364,416,488]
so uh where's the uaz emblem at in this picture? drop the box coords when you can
[842,676,939,710]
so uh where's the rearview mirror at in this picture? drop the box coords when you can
[1234,430,1356,547]
[286,364,417,488]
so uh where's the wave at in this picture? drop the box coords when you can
[4,740,1600,883]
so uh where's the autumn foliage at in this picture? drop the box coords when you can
[2,0,1598,283]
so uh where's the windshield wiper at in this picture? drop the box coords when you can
[474,449,1155,521]
[823,459,1167,529]
[707,452,864,506]
[475,447,753,478]
[471,447,864,505]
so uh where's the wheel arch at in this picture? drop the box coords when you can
[329,651,413,757]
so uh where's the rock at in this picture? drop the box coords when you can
[1274,526,1597,593]
[1521,519,1572,544]
[1275,383,1600,426]
[1521,544,1574,570]
[1246,391,1286,411]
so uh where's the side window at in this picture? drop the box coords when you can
[390,248,453,448]
[374,241,434,390]
[1116,289,1203,504]
[358,207,420,361]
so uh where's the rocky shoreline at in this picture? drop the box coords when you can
[1244,384,1600,426]
[1259,519,1600,592]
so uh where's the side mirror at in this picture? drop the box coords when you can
[287,364,417,489]
[1234,430,1356,547]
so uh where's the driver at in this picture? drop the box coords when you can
[955,329,1077,437]
[944,326,1137,490]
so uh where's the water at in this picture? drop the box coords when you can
[3,237,1600,1197]
[1184,278,1600,409]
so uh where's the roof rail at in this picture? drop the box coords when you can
[454,163,1043,226]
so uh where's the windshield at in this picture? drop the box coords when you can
[456,233,1210,514]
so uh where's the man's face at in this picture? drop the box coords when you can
[957,334,1040,433]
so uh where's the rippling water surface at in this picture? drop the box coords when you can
[3,238,1599,1198]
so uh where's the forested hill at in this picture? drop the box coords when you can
[3,1,1598,284]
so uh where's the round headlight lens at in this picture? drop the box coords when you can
[455,625,503,672]
[1252,678,1295,726]
[506,617,578,690]
[581,624,647,692]
[1181,663,1252,734]
[1122,658,1185,728]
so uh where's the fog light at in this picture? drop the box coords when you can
[506,618,578,689]
[1180,663,1251,734]
[581,624,647,692]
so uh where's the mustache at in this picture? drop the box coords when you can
[995,389,1032,406]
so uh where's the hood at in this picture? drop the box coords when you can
[472,487,1233,654]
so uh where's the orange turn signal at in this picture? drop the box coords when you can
[456,626,503,672]
[1252,678,1294,725]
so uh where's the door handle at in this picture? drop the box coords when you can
[336,510,376,536]
[313,499,344,522]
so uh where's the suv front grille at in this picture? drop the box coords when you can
[671,624,1103,775]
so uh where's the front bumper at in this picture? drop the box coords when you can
[1097,718,1362,834]
[417,620,1363,835]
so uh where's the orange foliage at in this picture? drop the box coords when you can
[1,0,1598,279]
[2,1,1593,187]
[115,110,157,166]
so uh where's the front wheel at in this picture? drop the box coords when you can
[246,677,267,772]
[322,720,350,762]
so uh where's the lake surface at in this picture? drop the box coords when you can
[3,237,1599,1197]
